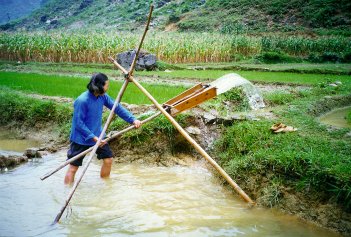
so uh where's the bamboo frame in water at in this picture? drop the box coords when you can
[108,57,255,205]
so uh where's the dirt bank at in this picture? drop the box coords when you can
[309,94,351,116]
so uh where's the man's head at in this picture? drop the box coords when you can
[87,73,110,96]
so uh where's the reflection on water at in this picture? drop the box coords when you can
[0,149,341,237]
[319,106,351,129]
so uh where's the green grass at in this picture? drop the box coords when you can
[0,86,190,148]
[184,61,351,74]
[264,91,297,106]
[107,112,190,148]
[1,61,351,86]
[137,70,351,85]
[0,87,72,124]
[213,75,351,208]
[347,110,351,124]
[3,60,351,75]
[0,61,120,78]
[0,71,188,104]
[216,119,351,207]
[0,87,72,139]
[215,83,351,208]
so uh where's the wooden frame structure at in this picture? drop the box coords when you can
[48,5,254,224]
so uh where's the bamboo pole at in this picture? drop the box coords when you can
[128,5,154,77]
[40,112,161,181]
[107,5,153,127]
[109,58,255,205]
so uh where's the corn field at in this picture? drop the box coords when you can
[0,31,350,64]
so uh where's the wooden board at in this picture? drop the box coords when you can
[170,87,217,115]
[163,83,204,106]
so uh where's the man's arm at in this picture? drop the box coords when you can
[103,94,141,127]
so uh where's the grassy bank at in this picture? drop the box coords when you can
[0,87,189,148]
[0,88,72,139]
[214,83,351,211]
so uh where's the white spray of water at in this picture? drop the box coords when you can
[210,73,265,110]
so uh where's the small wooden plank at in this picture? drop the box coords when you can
[163,83,204,106]
[171,87,217,115]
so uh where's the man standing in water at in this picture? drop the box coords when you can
[64,73,141,185]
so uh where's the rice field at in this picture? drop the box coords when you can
[0,71,188,104]
[0,31,350,64]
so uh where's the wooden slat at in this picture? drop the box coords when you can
[163,83,204,106]
[171,87,217,115]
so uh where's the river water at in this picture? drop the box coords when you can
[0,129,40,152]
[0,136,341,237]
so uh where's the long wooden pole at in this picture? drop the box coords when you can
[109,58,255,205]
[128,5,154,77]
[41,112,161,181]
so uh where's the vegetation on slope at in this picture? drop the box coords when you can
[1,0,350,35]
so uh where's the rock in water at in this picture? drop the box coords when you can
[0,151,28,168]
[116,49,157,71]
[185,126,202,135]
[202,112,217,124]
[23,148,42,158]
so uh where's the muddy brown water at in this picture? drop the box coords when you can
[0,134,342,236]
[0,129,40,152]
[318,106,351,129]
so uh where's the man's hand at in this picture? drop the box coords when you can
[93,136,107,147]
[133,120,141,129]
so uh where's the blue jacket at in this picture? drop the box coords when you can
[70,90,136,146]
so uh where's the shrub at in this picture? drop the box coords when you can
[264,91,296,106]
[320,52,341,62]
[256,51,301,64]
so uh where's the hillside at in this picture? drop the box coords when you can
[0,0,45,25]
[1,0,351,35]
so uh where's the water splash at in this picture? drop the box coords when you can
[210,73,265,110]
